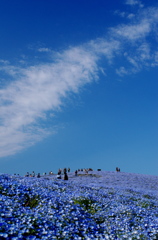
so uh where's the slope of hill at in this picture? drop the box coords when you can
[0,171,157,239]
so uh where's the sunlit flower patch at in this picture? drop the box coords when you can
[0,171,157,239]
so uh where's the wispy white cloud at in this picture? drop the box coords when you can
[125,0,144,8]
[1,43,117,157]
[114,10,126,18]
[112,19,150,41]
[137,43,151,62]
[152,52,158,67]
[116,66,129,76]
[38,48,52,52]
[113,7,158,41]
[114,10,135,19]
[0,64,20,78]
[0,5,158,157]
[112,7,158,75]
[127,13,135,19]
[0,59,10,64]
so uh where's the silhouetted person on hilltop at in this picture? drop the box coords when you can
[64,172,68,180]
[57,174,62,179]
[85,169,88,175]
[37,173,40,178]
[116,167,120,172]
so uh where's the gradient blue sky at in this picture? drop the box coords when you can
[0,0,158,176]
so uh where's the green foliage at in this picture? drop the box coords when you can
[131,234,147,240]
[73,197,99,214]
[0,185,16,197]
[129,197,139,201]
[95,216,105,224]
[143,194,153,199]
[137,201,156,209]
[23,219,39,237]
[154,233,158,239]
[108,191,115,195]
[23,194,39,208]
[23,228,37,236]
[0,185,3,193]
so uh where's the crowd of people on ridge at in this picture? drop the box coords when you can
[23,167,121,180]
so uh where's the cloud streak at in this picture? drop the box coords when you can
[0,5,158,157]
[125,0,144,8]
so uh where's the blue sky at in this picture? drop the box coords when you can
[0,0,158,176]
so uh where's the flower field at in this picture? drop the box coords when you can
[0,171,158,239]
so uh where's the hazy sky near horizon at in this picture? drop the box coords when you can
[0,0,158,176]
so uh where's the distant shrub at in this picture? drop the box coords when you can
[23,193,39,208]
[73,197,99,214]
[143,194,153,199]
